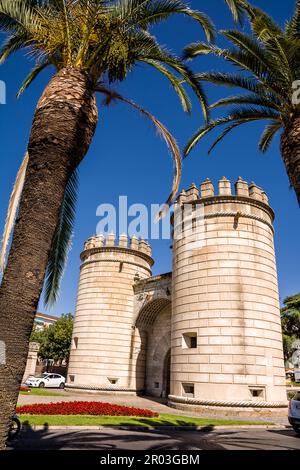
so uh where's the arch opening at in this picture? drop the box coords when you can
[133,299,171,397]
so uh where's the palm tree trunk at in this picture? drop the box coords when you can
[281,117,300,206]
[0,66,98,448]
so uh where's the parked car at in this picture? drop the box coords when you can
[288,391,300,435]
[25,373,65,389]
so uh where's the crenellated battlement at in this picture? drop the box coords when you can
[83,233,152,257]
[177,177,269,205]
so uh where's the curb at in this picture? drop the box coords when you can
[20,424,288,432]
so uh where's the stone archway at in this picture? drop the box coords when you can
[134,300,171,398]
[130,273,172,396]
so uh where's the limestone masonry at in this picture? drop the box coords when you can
[66,177,287,414]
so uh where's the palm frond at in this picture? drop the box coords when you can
[114,0,215,42]
[170,63,209,122]
[184,107,281,156]
[141,58,192,113]
[224,0,247,24]
[250,6,283,41]
[0,152,29,273]
[184,119,228,157]
[184,40,271,81]
[0,30,29,64]
[0,0,38,32]
[95,85,181,213]
[194,71,263,94]
[44,168,78,307]
[121,98,181,211]
[61,0,72,65]
[210,92,281,112]
[259,121,282,152]
[183,41,266,80]
[221,106,281,121]
[131,33,209,120]
[184,1,298,160]
[286,0,300,39]
[0,0,214,111]
[221,29,280,81]
[264,36,296,84]
[16,60,51,97]
[208,121,247,154]
[184,42,289,101]
[164,59,209,121]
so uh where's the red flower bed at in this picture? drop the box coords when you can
[17,401,158,417]
[19,386,31,392]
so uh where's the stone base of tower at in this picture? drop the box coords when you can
[65,383,141,396]
[168,395,288,418]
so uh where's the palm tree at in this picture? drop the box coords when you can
[0,0,217,448]
[184,1,300,206]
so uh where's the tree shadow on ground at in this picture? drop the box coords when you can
[7,422,300,451]
[7,422,222,450]
[267,428,300,439]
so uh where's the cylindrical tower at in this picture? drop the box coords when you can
[66,234,153,393]
[169,177,287,412]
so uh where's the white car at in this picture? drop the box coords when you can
[288,391,300,435]
[25,373,65,389]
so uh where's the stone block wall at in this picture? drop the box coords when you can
[66,235,153,392]
[170,177,287,408]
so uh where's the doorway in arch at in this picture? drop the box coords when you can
[135,299,171,397]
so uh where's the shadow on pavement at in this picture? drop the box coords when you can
[8,422,222,451]
[7,423,300,451]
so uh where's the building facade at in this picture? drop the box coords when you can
[34,312,58,331]
[22,312,60,382]
[66,177,287,413]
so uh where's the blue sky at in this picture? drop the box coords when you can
[0,0,299,316]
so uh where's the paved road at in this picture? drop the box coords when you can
[8,427,300,450]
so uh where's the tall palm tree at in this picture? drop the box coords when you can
[0,0,217,447]
[184,1,300,206]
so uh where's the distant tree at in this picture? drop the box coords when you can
[281,294,300,361]
[31,314,74,365]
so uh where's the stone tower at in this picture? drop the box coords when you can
[169,177,287,411]
[66,234,153,393]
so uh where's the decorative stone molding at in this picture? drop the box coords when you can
[168,395,288,409]
[65,383,138,393]
[133,273,172,324]
[135,298,171,328]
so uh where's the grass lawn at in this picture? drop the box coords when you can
[19,413,273,427]
[19,388,66,397]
